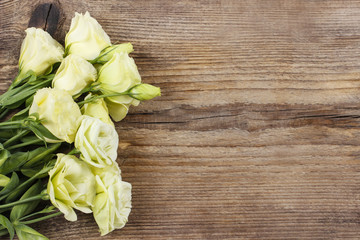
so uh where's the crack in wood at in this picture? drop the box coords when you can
[28,2,59,37]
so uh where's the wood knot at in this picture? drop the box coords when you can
[28,3,60,37]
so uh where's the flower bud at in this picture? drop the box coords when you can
[65,11,111,60]
[96,43,134,62]
[52,54,97,96]
[47,154,96,221]
[29,88,82,143]
[129,84,161,101]
[17,28,64,83]
[81,94,114,126]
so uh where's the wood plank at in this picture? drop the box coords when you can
[2,0,360,239]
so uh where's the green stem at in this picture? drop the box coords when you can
[20,211,62,225]
[3,130,29,148]
[0,165,53,202]
[77,91,130,106]
[0,194,45,209]
[0,108,9,120]
[0,120,23,127]
[19,206,55,221]
[7,138,43,150]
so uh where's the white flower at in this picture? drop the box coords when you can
[47,154,96,221]
[91,163,131,236]
[75,116,118,168]
[52,54,97,96]
[81,93,113,126]
[98,52,141,121]
[29,88,82,143]
[65,11,111,60]
[17,28,64,82]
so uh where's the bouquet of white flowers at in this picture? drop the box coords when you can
[0,11,160,239]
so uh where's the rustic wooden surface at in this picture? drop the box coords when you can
[2,0,360,239]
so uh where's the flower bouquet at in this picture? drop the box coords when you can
[0,11,160,239]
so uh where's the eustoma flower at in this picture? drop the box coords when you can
[16,28,64,85]
[75,116,118,168]
[47,154,96,221]
[82,93,114,126]
[91,164,132,236]
[0,10,161,239]
[98,52,141,121]
[65,11,111,60]
[52,54,97,96]
[29,88,82,143]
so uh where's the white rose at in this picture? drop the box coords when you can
[75,116,118,168]
[52,54,97,96]
[29,88,82,143]
[17,28,64,83]
[98,52,141,121]
[91,163,131,236]
[65,11,111,60]
[47,154,96,221]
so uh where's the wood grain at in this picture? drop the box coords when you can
[2,0,360,239]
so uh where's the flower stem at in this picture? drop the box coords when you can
[77,91,130,106]
[0,108,9,120]
[0,120,23,127]
[20,211,62,225]
[19,206,55,221]
[3,130,30,148]
[0,165,53,202]
[7,138,43,150]
[0,194,45,209]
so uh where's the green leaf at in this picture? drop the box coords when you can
[15,224,48,240]
[20,135,42,144]
[0,130,14,139]
[0,174,10,187]
[0,172,19,196]
[0,229,10,236]
[10,181,43,222]
[11,105,30,121]
[21,160,53,178]
[23,143,60,168]
[0,152,29,175]
[29,122,60,143]
[0,214,14,240]
[0,149,10,168]
[25,95,33,107]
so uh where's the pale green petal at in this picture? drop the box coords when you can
[75,116,118,168]
[29,88,82,143]
[52,54,97,96]
[18,28,64,79]
[47,154,96,221]
[65,12,111,60]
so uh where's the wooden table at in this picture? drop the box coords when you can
[1,0,360,239]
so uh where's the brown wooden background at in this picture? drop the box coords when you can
[2,0,360,239]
